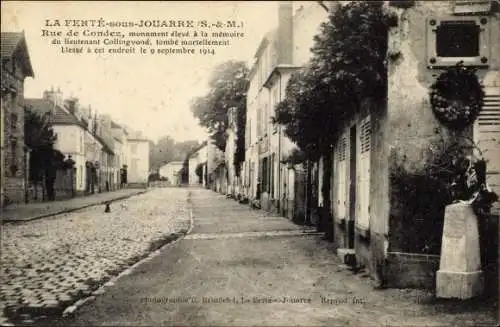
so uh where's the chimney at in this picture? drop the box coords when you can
[277,1,293,65]
[43,87,63,107]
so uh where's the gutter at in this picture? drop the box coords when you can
[277,70,282,210]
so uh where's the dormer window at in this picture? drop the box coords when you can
[427,16,491,68]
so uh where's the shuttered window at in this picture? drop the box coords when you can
[453,0,493,14]
[474,87,500,211]
[357,116,371,230]
[335,134,348,219]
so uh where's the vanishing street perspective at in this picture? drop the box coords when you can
[1,1,499,326]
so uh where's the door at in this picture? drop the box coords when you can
[348,125,357,249]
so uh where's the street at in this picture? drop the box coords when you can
[1,188,491,326]
[0,188,190,326]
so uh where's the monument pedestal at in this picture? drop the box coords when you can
[436,202,484,299]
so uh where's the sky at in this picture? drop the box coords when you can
[1,1,282,143]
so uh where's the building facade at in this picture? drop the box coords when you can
[245,2,329,216]
[25,92,88,193]
[126,130,150,187]
[1,32,34,206]
[325,0,500,289]
[188,142,208,186]
[159,161,184,185]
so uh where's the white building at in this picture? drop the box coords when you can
[126,130,150,187]
[25,91,89,192]
[245,1,329,214]
[159,161,184,185]
[110,121,128,186]
[188,142,208,186]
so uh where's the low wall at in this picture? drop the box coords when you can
[385,252,440,289]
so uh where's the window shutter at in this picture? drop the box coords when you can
[475,87,500,210]
[335,134,348,219]
[453,0,493,14]
[357,116,371,230]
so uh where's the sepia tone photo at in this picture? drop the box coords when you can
[0,1,499,326]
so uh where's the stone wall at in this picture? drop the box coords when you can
[385,252,441,289]
[382,1,499,287]
[2,59,27,205]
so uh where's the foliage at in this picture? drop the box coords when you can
[148,172,167,182]
[195,163,204,181]
[390,135,498,253]
[281,148,308,165]
[191,60,249,152]
[430,62,485,130]
[24,107,64,182]
[149,136,200,171]
[180,155,190,184]
[273,1,395,160]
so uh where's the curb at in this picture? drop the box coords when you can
[3,190,148,225]
[61,190,194,318]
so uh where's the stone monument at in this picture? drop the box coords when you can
[436,202,484,299]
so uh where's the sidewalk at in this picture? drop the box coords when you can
[1,188,148,223]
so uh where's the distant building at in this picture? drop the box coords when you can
[126,130,150,187]
[159,161,184,185]
[110,120,128,188]
[1,32,34,206]
[188,141,208,186]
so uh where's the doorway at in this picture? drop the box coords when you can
[347,125,357,249]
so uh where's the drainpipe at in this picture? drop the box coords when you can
[277,70,283,213]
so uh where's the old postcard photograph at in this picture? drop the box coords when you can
[0,0,499,326]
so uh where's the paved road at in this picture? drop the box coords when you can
[0,188,190,326]
[38,188,497,327]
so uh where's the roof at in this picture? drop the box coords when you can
[1,32,34,77]
[187,141,208,158]
[25,98,115,154]
[24,98,86,127]
[159,161,184,169]
[253,28,277,60]
[94,133,114,154]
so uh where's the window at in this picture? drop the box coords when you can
[272,88,279,133]
[10,113,17,129]
[131,158,139,171]
[270,153,275,198]
[453,0,495,15]
[130,143,137,154]
[427,16,491,68]
[335,135,348,219]
[79,165,83,187]
[261,156,269,193]
[357,116,371,231]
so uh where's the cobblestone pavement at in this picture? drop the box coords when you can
[2,188,146,223]
[0,188,191,326]
[40,189,498,327]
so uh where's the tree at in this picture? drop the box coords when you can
[274,1,395,160]
[273,1,396,226]
[24,106,64,200]
[149,137,200,172]
[191,60,249,151]
[195,163,204,183]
